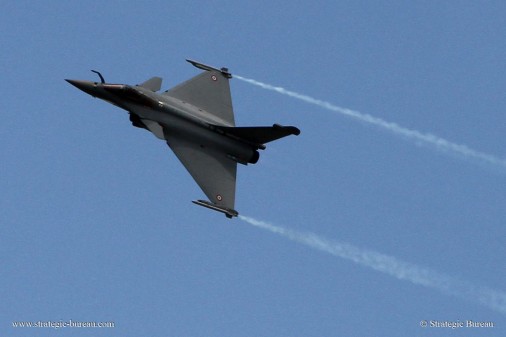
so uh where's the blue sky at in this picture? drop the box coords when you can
[2,1,505,336]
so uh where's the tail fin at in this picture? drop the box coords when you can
[138,77,162,91]
[216,124,300,147]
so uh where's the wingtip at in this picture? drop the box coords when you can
[192,200,238,219]
[185,59,232,78]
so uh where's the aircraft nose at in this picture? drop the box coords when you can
[65,79,97,96]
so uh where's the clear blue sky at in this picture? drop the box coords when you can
[2,1,505,336]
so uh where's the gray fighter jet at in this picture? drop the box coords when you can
[66,60,300,218]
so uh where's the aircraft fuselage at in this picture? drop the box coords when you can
[66,80,259,165]
[66,61,299,218]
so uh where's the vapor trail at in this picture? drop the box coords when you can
[235,75,506,171]
[239,215,506,315]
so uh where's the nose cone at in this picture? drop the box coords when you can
[65,79,97,96]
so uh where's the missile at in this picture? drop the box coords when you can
[192,199,238,219]
[186,59,232,78]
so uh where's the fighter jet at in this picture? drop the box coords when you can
[66,59,300,218]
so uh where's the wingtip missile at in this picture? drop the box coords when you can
[192,199,238,219]
[186,59,232,79]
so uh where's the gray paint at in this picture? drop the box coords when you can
[66,60,300,218]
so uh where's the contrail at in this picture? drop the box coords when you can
[235,75,506,171]
[239,215,506,315]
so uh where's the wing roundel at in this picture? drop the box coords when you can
[164,71,235,126]
[165,134,237,211]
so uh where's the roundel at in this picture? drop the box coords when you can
[216,195,223,201]
[211,75,217,81]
